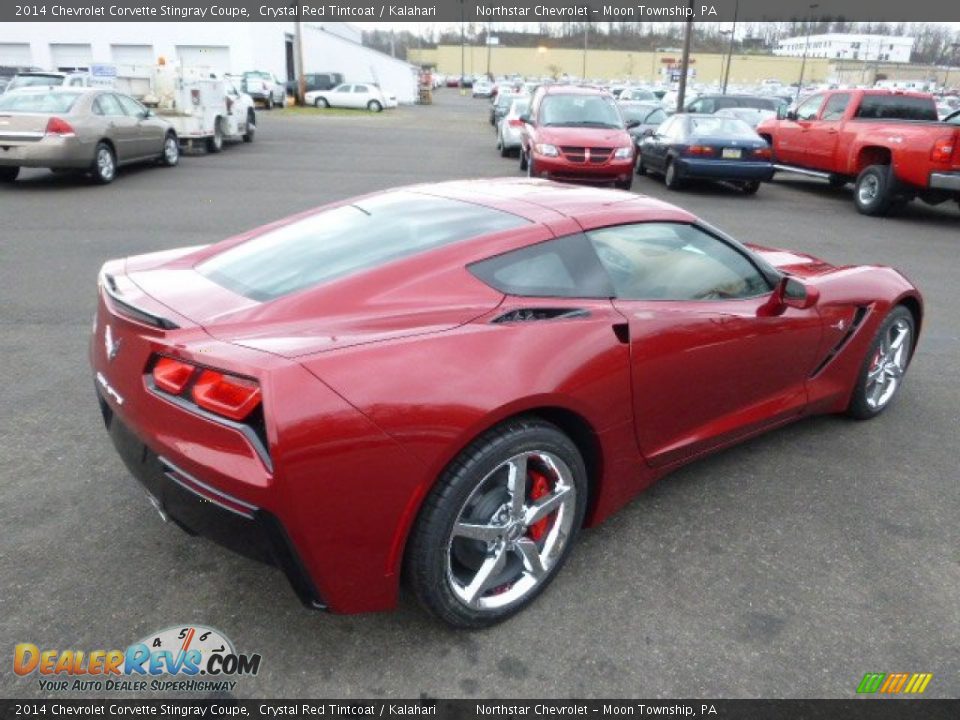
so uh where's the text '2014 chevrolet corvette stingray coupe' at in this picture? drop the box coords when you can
[90,179,922,627]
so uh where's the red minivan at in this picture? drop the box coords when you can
[520,85,635,190]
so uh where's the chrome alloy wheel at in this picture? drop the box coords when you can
[163,136,179,164]
[858,174,880,204]
[97,147,115,180]
[864,318,911,410]
[446,451,576,611]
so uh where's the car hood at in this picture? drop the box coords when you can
[537,126,632,147]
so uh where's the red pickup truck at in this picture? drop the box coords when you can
[757,89,960,216]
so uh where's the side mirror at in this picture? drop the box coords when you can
[785,109,799,121]
[642,127,657,137]
[141,109,153,119]
[761,276,819,316]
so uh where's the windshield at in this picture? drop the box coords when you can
[198,192,528,301]
[689,116,757,138]
[0,91,81,113]
[8,75,64,91]
[540,94,623,129]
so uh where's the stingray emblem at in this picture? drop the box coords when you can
[104,325,122,361]
[832,319,846,331]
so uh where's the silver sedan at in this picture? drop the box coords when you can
[0,87,179,184]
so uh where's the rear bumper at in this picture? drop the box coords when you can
[98,389,326,610]
[675,158,775,181]
[929,172,960,192]
[0,136,94,168]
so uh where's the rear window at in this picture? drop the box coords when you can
[0,91,80,113]
[855,95,938,121]
[198,192,528,301]
[7,74,64,91]
[737,97,781,111]
[689,116,757,138]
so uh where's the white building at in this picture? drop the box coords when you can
[0,22,419,103]
[775,33,914,63]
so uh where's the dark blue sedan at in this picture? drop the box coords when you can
[636,113,774,194]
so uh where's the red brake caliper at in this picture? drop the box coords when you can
[527,470,553,542]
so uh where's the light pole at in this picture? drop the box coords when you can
[486,23,492,77]
[459,1,465,94]
[795,3,819,102]
[676,0,694,112]
[721,0,738,95]
[582,22,588,80]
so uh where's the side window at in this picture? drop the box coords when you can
[666,117,687,140]
[821,94,850,121]
[335,85,351,93]
[796,94,824,121]
[96,93,125,116]
[588,223,771,301]
[687,98,704,113]
[353,85,368,93]
[469,233,615,299]
[116,94,146,117]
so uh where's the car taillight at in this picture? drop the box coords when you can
[753,147,773,159]
[152,357,196,395]
[687,145,715,156]
[508,118,523,127]
[191,370,262,421]
[930,136,955,164]
[44,117,76,137]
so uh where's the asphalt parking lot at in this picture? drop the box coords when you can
[1,90,957,699]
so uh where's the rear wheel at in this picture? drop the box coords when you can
[498,135,510,158]
[159,133,179,166]
[91,142,116,185]
[0,166,19,183]
[367,100,382,112]
[664,159,683,190]
[847,306,915,419]
[405,418,587,628]
[854,164,895,216]
[519,147,528,171]
[206,119,224,153]
[741,180,761,195]
[242,110,256,143]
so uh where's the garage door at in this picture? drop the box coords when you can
[176,45,230,74]
[50,43,93,71]
[111,44,154,68]
[0,43,32,66]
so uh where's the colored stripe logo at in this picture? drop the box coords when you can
[857,672,933,694]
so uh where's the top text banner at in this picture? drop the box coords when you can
[7,0,960,23]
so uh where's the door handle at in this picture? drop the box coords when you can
[827,129,839,135]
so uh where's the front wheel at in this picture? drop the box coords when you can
[159,133,179,166]
[854,164,895,216]
[0,166,19,183]
[242,111,256,143]
[206,119,224,153]
[636,153,647,176]
[615,176,633,191]
[847,306,915,419]
[519,147,528,172]
[405,418,587,628]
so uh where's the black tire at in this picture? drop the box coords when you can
[261,98,271,111]
[664,158,683,190]
[242,110,256,143]
[206,119,224,154]
[159,132,179,167]
[527,154,536,178]
[615,176,633,191]
[0,166,19,183]
[519,147,528,172]
[315,97,329,109]
[90,142,116,185]
[367,100,383,113]
[741,180,761,195]
[405,418,588,628]
[498,136,510,158]
[854,164,895,216]
[847,306,916,420]
[636,153,647,176]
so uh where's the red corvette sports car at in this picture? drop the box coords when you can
[90,179,922,627]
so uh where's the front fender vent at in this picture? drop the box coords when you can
[810,305,869,378]
[491,308,590,324]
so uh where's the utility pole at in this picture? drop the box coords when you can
[676,0,693,112]
[294,15,305,105]
[486,23,492,76]
[582,22,588,80]
[722,0,738,94]
[796,4,819,102]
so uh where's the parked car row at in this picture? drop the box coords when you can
[483,82,960,215]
